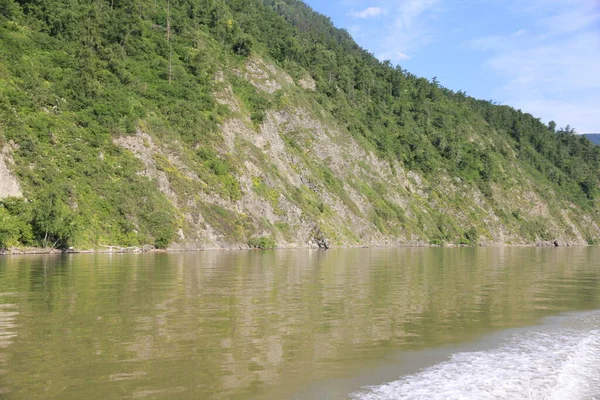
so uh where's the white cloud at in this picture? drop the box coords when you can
[513,97,600,134]
[395,51,411,60]
[487,32,600,92]
[377,0,442,62]
[471,29,526,51]
[471,0,600,132]
[349,7,385,18]
[379,50,411,61]
[392,0,440,30]
[341,0,442,64]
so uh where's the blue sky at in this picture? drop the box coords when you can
[303,0,600,133]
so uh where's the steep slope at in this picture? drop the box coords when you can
[1,0,599,250]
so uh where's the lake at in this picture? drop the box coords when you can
[0,247,599,399]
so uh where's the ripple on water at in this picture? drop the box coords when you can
[0,307,18,349]
[0,302,18,396]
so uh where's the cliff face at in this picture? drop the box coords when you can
[1,0,599,250]
[110,57,598,249]
[0,145,22,200]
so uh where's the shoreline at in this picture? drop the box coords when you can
[0,240,593,257]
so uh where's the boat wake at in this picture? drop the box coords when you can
[353,314,600,399]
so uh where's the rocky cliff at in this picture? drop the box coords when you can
[107,57,598,249]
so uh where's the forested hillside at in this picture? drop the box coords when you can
[1,0,599,250]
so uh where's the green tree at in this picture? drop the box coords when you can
[232,34,253,56]
[146,211,176,249]
[0,208,20,249]
[32,190,78,249]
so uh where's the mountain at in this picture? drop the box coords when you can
[1,0,599,250]
[585,134,600,145]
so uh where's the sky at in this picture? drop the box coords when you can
[303,0,600,133]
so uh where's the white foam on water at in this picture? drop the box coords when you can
[353,319,600,400]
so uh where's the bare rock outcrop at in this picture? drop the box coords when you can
[0,145,22,199]
[298,74,316,91]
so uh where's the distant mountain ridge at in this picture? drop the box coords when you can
[584,134,600,145]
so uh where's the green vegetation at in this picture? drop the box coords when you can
[0,198,32,249]
[230,75,271,125]
[0,0,598,249]
[247,235,276,249]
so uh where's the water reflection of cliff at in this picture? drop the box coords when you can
[0,248,599,399]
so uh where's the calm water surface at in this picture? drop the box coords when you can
[0,247,599,399]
